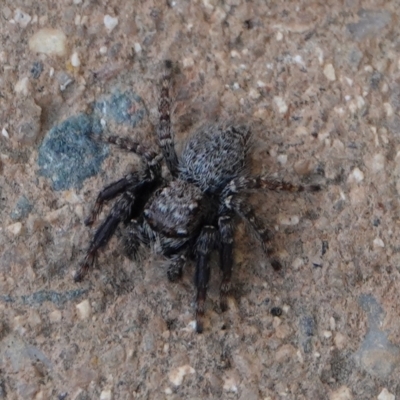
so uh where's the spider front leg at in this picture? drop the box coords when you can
[194,225,218,333]
[167,253,187,282]
[225,195,273,254]
[85,172,142,226]
[218,214,234,312]
[74,191,137,282]
[157,60,179,176]
[223,176,321,196]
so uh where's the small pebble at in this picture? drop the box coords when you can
[370,154,385,173]
[182,57,194,68]
[323,63,336,81]
[292,257,304,270]
[323,330,332,338]
[70,52,80,67]
[356,96,365,109]
[15,77,30,96]
[334,332,347,350]
[14,8,31,28]
[330,316,336,331]
[99,46,107,55]
[29,28,67,56]
[2,7,12,20]
[232,82,240,90]
[275,323,292,339]
[279,215,299,226]
[377,388,395,400]
[248,87,260,99]
[277,154,287,165]
[6,222,23,236]
[76,299,91,320]
[273,96,288,114]
[293,55,305,66]
[330,386,353,400]
[104,15,119,33]
[57,71,74,91]
[49,310,62,323]
[168,365,195,386]
[222,375,238,393]
[373,237,385,248]
[133,42,142,53]
[257,80,266,88]
[275,344,296,362]
[2,128,9,138]
[17,120,41,145]
[347,167,364,183]
[100,390,112,400]
[383,103,394,117]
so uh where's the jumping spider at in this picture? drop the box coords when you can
[74,60,320,333]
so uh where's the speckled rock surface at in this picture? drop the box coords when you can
[1,1,400,399]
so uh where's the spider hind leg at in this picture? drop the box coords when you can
[218,214,234,312]
[194,225,218,333]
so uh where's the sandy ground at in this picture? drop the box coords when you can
[1,0,400,399]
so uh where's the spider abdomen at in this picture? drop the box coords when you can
[179,124,251,193]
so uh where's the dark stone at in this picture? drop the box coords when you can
[30,61,43,79]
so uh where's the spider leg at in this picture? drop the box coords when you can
[76,172,159,282]
[75,191,136,282]
[218,214,234,312]
[85,172,142,226]
[194,225,218,333]
[167,252,187,282]
[97,134,162,169]
[157,60,179,176]
[223,176,320,196]
[122,219,149,261]
[224,195,273,254]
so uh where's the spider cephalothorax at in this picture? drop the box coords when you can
[75,61,320,333]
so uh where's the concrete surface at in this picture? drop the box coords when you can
[1,1,400,399]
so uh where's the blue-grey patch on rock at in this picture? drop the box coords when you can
[10,195,33,220]
[299,315,316,353]
[347,9,392,41]
[93,90,147,127]
[21,289,88,306]
[38,114,108,191]
[354,294,400,378]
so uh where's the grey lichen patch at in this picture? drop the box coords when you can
[93,90,147,127]
[10,196,33,221]
[37,114,108,191]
